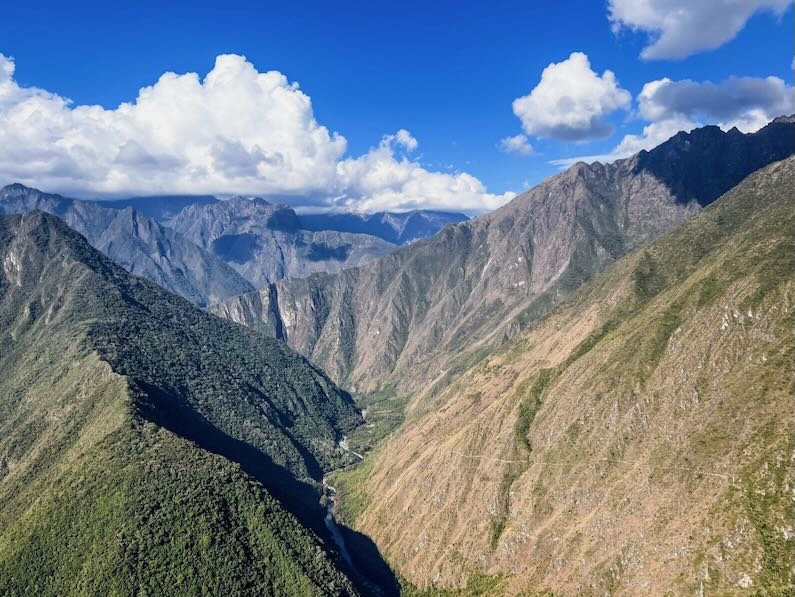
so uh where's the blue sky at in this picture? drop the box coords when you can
[0,0,792,212]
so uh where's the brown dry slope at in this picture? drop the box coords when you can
[337,157,795,594]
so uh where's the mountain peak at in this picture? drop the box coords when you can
[224,195,272,208]
[1,182,46,199]
[633,115,795,206]
[772,113,795,124]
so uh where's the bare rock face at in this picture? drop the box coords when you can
[169,196,399,288]
[212,118,795,394]
[0,185,253,307]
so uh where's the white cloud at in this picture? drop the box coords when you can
[550,115,700,168]
[0,53,510,212]
[335,132,515,212]
[551,74,793,167]
[637,76,794,130]
[0,53,346,196]
[386,129,419,152]
[512,52,631,141]
[609,0,793,60]
[498,134,533,155]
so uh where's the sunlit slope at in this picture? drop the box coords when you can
[213,118,794,400]
[343,157,794,594]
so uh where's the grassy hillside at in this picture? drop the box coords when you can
[0,423,357,596]
[0,211,361,595]
[336,157,795,594]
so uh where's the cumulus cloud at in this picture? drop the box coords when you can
[335,132,515,212]
[0,53,346,196]
[0,53,510,212]
[637,76,794,129]
[498,134,533,155]
[609,0,793,60]
[512,52,631,141]
[551,73,793,167]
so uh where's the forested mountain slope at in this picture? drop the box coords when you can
[0,211,363,594]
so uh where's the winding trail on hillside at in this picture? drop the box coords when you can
[448,450,731,480]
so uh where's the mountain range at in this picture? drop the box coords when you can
[96,194,219,222]
[0,185,255,307]
[334,155,795,594]
[96,194,466,248]
[167,196,400,288]
[298,210,468,245]
[0,187,470,307]
[212,116,795,396]
[1,115,793,595]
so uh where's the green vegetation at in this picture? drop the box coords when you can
[0,212,359,595]
[741,428,794,593]
[345,385,409,455]
[490,369,552,548]
[399,572,513,596]
[328,457,376,527]
[0,425,356,596]
[514,369,553,453]
[632,250,666,301]
[642,302,683,377]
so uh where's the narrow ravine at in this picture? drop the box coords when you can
[321,414,394,596]
[322,477,355,568]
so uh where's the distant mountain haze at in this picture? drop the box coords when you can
[167,196,399,288]
[92,194,466,288]
[96,194,219,222]
[298,210,468,245]
[94,193,466,246]
[0,185,253,307]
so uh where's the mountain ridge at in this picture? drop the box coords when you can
[0,209,371,594]
[297,210,468,245]
[0,185,254,307]
[168,196,399,288]
[212,117,795,397]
